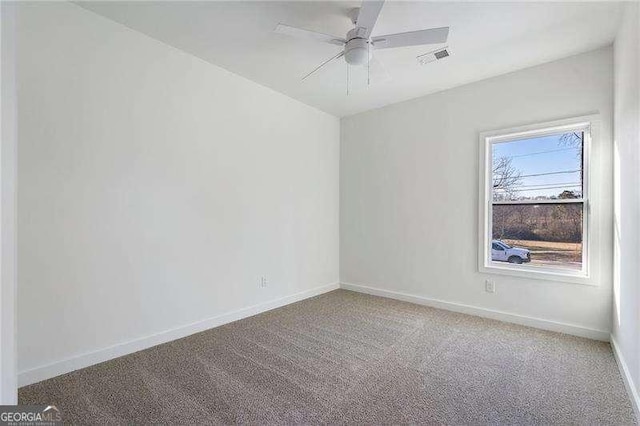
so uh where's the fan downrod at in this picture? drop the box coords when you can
[348,8,360,25]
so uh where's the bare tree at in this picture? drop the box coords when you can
[558,190,579,199]
[559,132,582,148]
[559,132,584,195]
[492,155,522,200]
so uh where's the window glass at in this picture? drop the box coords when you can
[492,203,583,270]
[492,132,583,202]
[488,130,586,273]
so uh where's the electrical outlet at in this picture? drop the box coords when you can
[485,279,495,293]
[259,276,267,288]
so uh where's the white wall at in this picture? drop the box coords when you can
[0,1,18,404]
[612,1,640,415]
[341,47,614,336]
[17,2,339,381]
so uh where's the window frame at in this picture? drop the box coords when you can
[478,115,600,285]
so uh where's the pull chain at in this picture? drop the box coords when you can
[346,61,350,95]
[367,42,371,87]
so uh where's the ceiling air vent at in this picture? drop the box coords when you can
[417,47,450,65]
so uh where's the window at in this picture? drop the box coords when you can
[479,117,597,282]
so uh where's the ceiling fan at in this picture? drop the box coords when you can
[273,0,449,91]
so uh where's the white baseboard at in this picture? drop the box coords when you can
[610,335,640,420]
[18,282,340,387]
[340,282,610,341]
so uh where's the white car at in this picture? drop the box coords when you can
[491,240,531,264]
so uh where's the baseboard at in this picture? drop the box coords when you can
[340,282,610,341]
[610,335,640,420]
[18,282,340,387]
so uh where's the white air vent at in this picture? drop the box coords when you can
[417,47,450,65]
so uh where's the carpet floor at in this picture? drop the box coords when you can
[19,289,636,425]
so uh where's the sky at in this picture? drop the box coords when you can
[492,133,582,200]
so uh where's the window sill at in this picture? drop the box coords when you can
[479,262,595,286]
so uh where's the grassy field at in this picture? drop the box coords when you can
[503,239,582,264]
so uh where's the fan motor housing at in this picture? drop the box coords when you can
[345,37,370,66]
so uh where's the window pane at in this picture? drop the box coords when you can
[491,203,583,271]
[492,132,583,202]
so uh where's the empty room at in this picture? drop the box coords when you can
[0,0,639,424]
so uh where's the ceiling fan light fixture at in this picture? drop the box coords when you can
[344,38,369,66]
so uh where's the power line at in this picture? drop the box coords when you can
[495,185,582,192]
[517,169,581,178]
[503,147,578,159]
[514,186,581,192]
[493,180,582,187]
[494,170,581,181]
[515,183,581,189]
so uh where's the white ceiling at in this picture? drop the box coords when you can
[77,1,622,117]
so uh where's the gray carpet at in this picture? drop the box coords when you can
[20,289,636,425]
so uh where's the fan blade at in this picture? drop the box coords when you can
[274,23,345,46]
[372,27,449,49]
[355,0,385,39]
[302,51,345,81]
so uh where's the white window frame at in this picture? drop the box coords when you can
[478,115,600,285]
